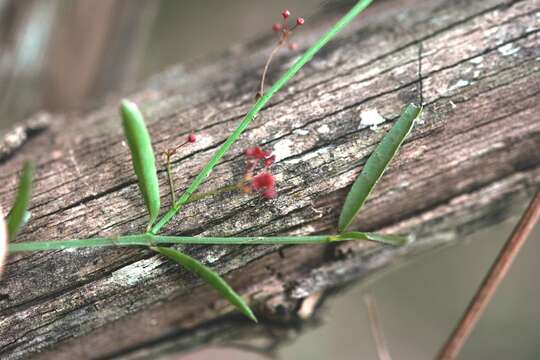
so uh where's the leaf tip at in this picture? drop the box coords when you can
[245,308,258,323]
[120,98,137,112]
[7,161,34,240]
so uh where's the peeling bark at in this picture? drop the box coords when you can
[0,0,539,359]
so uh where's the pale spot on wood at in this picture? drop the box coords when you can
[498,43,520,56]
[273,139,294,162]
[359,109,386,131]
[108,257,164,286]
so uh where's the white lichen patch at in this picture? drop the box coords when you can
[194,133,213,148]
[203,246,228,264]
[317,124,330,134]
[447,79,470,92]
[108,257,164,286]
[273,138,294,161]
[498,43,520,56]
[415,109,426,125]
[293,129,309,136]
[359,109,386,131]
[469,56,484,65]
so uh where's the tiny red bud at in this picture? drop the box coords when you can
[287,42,299,51]
[281,9,291,19]
[272,23,282,32]
[187,134,197,143]
[296,17,305,26]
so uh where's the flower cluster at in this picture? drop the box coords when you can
[242,146,277,199]
[272,9,305,51]
[257,9,305,98]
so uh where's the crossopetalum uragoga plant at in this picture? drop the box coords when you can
[2,0,423,322]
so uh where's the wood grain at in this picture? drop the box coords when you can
[0,0,539,358]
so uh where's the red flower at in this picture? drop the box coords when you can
[245,146,275,167]
[251,172,277,199]
[245,146,269,159]
[242,147,278,199]
[187,134,197,143]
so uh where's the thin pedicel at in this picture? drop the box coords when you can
[163,133,197,203]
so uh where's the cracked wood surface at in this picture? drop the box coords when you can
[1,0,539,358]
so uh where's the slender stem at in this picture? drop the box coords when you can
[7,230,406,253]
[259,41,284,97]
[164,152,176,204]
[150,0,374,235]
[8,234,332,252]
[437,191,540,360]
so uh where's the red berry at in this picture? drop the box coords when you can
[296,17,305,26]
[187,134,197,143]
[282,9,291,19]
[272,23,282,32]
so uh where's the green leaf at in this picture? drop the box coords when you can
[120,100,161,229]
[0,208,7,274]
[154,246,257,322]
[334,232,410,246]
[338,104,422,233]
[7,161,34,240]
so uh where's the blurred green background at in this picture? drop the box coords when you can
[0,1,538,359]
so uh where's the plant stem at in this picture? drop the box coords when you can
[365,294,392,360]
[164,152,176,204]
[259,41,284,97]
[437,191,540,360]
[150,0,374,235]
[8,230,406,253]
[8,234,330,252]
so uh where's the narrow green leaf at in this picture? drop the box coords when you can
[0,207,7,275]
[120,100,160,229]
[334,231,410,246]
[154,246,257,322]
[338,104,422,233]
[7,161,34,240]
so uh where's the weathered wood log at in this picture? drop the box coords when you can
[1,0,539,358]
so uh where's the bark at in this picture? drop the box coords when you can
[0,0,539,358]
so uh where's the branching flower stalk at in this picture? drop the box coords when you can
[258,10,305,98]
